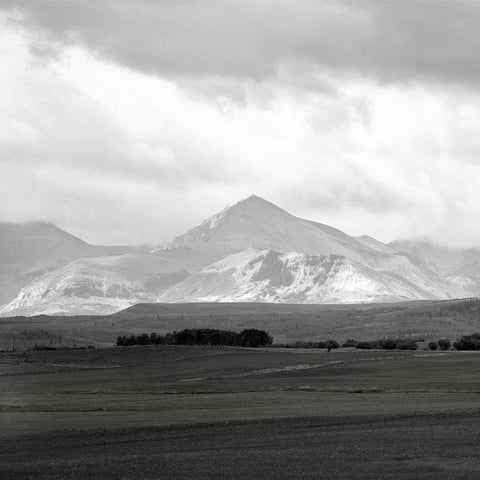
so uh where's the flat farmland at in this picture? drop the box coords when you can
[2,346,480,479]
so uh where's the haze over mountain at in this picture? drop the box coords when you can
[389,239,480,296]
[0,222,131,306]
[0,195,477,316]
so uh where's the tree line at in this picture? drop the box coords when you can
[116,329,480,351]
[116,328,273,348]
[347,338,418,350]
[452,333,480,350]
[274,340,340,350]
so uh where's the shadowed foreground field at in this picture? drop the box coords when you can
[2,346,480,478]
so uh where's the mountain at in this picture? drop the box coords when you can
[355,235,395,254]
[162,196,455,303]
[388,239,480,274]
[0,222,131,305]
[158,249,448,304]
[389,239,480,296]
[0,196,472,316]
[0,248,212,316]
[168,195,376,262]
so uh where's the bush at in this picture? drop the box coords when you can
[355,341,374,349]
[273,340,340,350]
[396,339,418,350]
[326,340,339,350]
[354,338,418,351]
[438,339,451,350]
[33,344,56,351]
[240,329,273,347]
[428,341,438,351]
[453,334,480,351]
[342,339,357,348]
[377,339,398,350]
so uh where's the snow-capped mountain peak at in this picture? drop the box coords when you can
[168,195,376,263]
[0,196,472,316]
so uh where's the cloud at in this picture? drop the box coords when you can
[3,7,480,249]
[3,1,480,88]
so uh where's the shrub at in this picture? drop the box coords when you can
[428,341,438,351]
[453,334,480,351]
[396,339,418,350]
[33,344,56,351]
[355,341,374,349]
[377,339,398,350]
[354,338,418,350]
[438,339,451,350]
[326,340,339,350]
[240,329,273,347]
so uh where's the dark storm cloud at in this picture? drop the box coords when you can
[4,1,480,85]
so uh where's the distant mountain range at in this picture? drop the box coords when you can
[0,195,478,316]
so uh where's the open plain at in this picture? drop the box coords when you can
[2,345,480,479]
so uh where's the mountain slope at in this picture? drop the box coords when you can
[0,248,211,316]
[158,248,452,304]
[388,239,480,295]
[355,235,395,254]
[169,195,378,263]
[163,196,458,303]
[388,239,480,275]
[0,222,131,305]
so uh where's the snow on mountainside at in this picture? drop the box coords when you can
[0,222,131,305]
[0,196,474,316]
[0,248,211,316]
[446,260,480,295]
[164,196,457,302]
[158,249,450,304]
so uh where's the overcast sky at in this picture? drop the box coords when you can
[2,1,480,247]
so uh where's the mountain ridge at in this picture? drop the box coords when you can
[0,195,476,316]
[0,221,132,306]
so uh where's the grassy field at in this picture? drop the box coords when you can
[2,298,480,350]
[2,345,480,478]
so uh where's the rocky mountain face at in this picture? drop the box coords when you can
[0,196,476,316]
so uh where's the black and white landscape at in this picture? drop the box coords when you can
[3,2,480,479]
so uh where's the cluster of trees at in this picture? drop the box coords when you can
[32,344,95,351]
[266,338,419,351]
[351,338,418,350]
[453,333,480,350]
[112,326,480,352]
[428,339,451,350]
[274,340,339,351]
[116,328,273,348]
[428,334,480,351]
[33,344,57,351]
